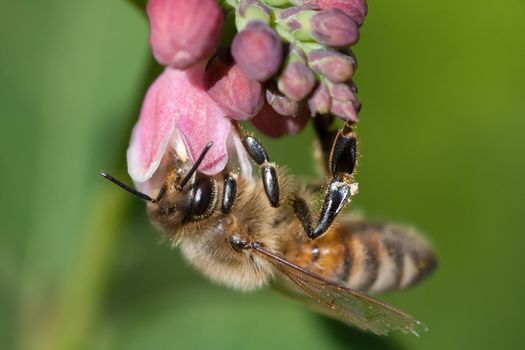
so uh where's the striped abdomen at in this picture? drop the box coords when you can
[284,220,436,294]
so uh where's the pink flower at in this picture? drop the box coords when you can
[127,64,233,193]
[131,0,364,193]
[147,0,223,69]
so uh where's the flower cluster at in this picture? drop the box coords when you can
[127,0,367,192]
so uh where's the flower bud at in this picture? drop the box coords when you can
[347,80,362,112]
[205,58,264,120]
[231,21,283,82]
[276,5,320,42]
[347,49,358,71]
[348,79,358,93]
[147,0,223,69]
[308,82,331,115]
[301,0,368,26]
[311,9,359,47]
[329,82,354,100]
[266,88,300,116]
[277,55,316,101]
[330,100,358,121]
[307,49,355,83]
[251,102,310,138]
[327,82,360,121]
[236,0,271,30]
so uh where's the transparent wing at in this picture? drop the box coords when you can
[250,243,428,336]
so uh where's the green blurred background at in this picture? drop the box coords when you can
[1,1,524,349]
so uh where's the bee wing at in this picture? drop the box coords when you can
[250,243,428,336]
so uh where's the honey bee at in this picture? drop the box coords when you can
[101,118,436,336]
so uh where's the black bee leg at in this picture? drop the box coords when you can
[293,195,315,238]
[312,173,357,239]
[295,122,358,240]
[313,114,338,173]
[222,172,238,213]
[241,136,280,207]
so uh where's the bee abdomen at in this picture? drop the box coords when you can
[344,224,436,293]
[286,221,436,294]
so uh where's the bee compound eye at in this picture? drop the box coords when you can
[190,176,215,218]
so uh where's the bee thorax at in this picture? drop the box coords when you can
[178,227,274,291]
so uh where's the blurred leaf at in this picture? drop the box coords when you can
[108,288,399,350]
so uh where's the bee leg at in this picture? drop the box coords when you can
[295,122,358,240]
[313,114,338,173]
[241,136,280,207]
[293,196,315,237]
[222,172,238,213]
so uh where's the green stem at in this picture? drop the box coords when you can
[219,0,238,10]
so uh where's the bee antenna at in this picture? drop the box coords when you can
[177,142,213,191]
[99,171,156,203]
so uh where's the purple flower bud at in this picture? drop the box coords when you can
[266,88,301,116]
[328,82,360,121]
[301,0,368,26]
[278,60,316,101]
[311,9,359,48]
[330,100,358,121]
[231,21,283,82]
[147,0,223,69]
[348,79,358,93]
[238,0,270,17]
[276,6,319,42]
[205,58,264,120]
[347,80,362,111]
[237,0,271,29]
[308,49,355,83]
[251,101,310,138]
[308,82,331,115]
[329,82,354,100]
[278,4,321,20]
[347,49,358,71]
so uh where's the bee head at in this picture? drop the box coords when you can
[100,142,216,233]
[147,169,217,231]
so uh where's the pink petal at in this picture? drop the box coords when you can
[135,130,188,196]
[127,69,179,183]
[171,65,232,175]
